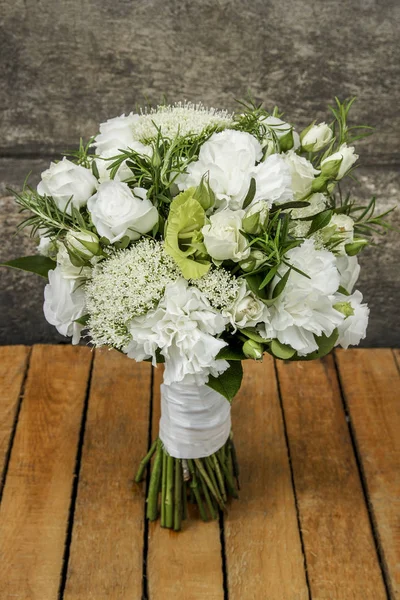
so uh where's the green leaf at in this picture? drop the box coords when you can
[216,345,246,361]
[74,314,90,326]
[207,361,243,403]
[272,268,291,299]
[270,200,310,212]
[241,328,268,343]
[270,339,296,359]
[1,255,56,279]
[245,272,269,299]
[242,177,256,209]
[259,264,278,290]
[308,209,333,235]
[91,159,100,180]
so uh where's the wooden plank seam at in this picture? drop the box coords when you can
[273,358,312,600]
[0,347,32,504]
[58,350,95,599]
[332,351,392,599]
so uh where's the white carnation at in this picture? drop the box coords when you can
[37,158,97,214]
[284,151,319,200]
[43,266,86,344]
[260,239,344,355]
[250,154,293,207]
[87,180,158,243]
[177,130,262,210]
[124,278,229,385]
[334,290,369,348]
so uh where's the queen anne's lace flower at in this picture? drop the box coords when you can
[131,102,233,141]
[124,278,229,385]
[85,240,180,349]
[260,239,344,355]
[191,268,240,310]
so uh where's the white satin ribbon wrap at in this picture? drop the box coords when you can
[159,381,231,459]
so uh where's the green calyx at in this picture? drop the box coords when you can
[333,301,355,318]
[164,188,211,279]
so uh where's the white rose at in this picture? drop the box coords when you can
[284,150,319,200]
[336,255,360,293]
[290,193,327,219]
[94,112,150,156]
[301,122,333,152]
[321,143,358,180]
[334,290,369,348]
[87,181,158,243]
[223,282,270,329]
[43,266,86,344]
[202,210,250,263]
[37,158,97,214]
[251,153,293,207]
[177,130,262,210]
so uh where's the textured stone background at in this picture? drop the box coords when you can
[0,0,399,346]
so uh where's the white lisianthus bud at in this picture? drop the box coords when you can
[320,144,359,180]
[37,158,97,214]
[43,266,86,344]
[65,230,101,260]
[322,214,355,255]
[239,250,266,273]
[242,201,269,234]
[242,339,264,360]
[87,181,159,244]
[202,210,250,263]
[301,122,333,152]
[284,151,320,200]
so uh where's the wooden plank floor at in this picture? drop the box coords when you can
[0,346,399,600]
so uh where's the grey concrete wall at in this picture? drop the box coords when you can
[0,0,399,346]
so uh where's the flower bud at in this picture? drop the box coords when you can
[344,239,368,256]
[301,122,333,152]
[65,230,101,261]
[239,250,266,273]
[242,201,269,235]
[242,339,264,360]
[320,144,358,180]
[278,129,295,152]
[194,175,215,212]
[311,175,329,193]
[320,157,342,179]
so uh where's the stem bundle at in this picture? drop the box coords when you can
[135,434,239,531]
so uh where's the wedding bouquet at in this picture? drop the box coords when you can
[3,99,394,531]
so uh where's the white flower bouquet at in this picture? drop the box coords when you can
[3,99,395,531]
